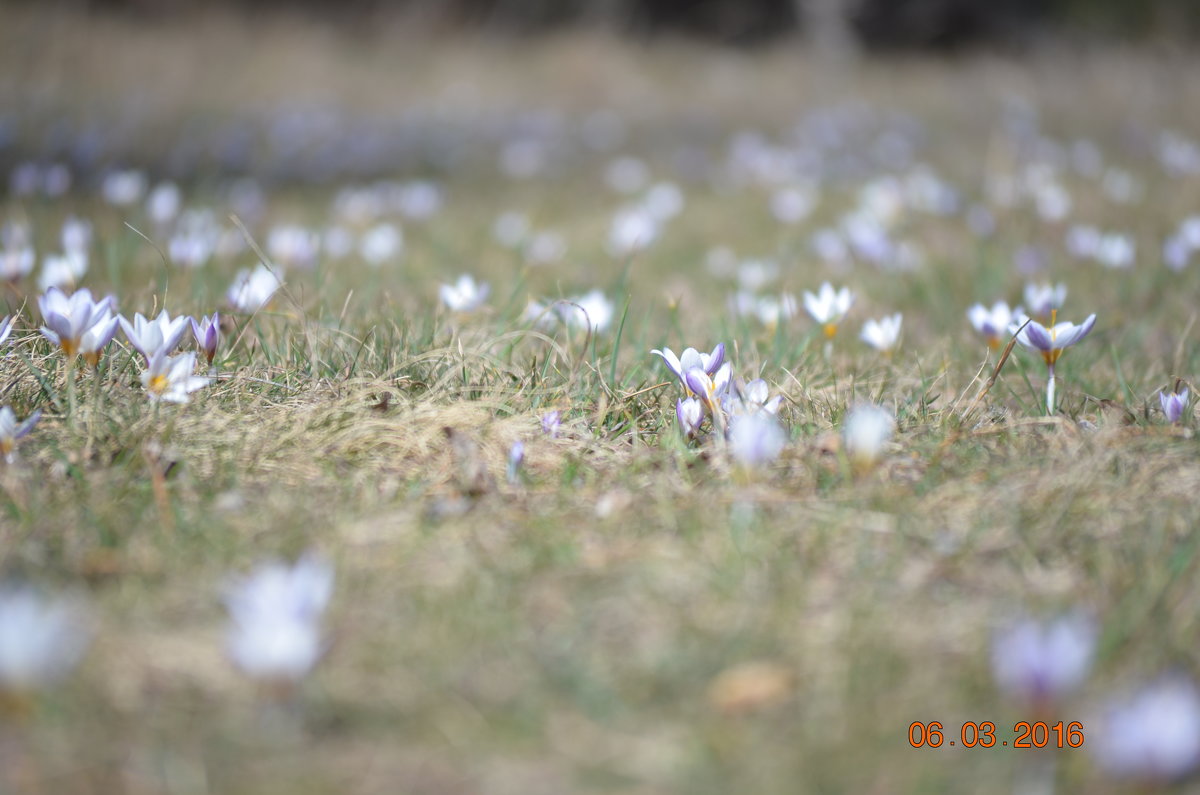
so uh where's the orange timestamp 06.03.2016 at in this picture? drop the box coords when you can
[908,721,1084,749]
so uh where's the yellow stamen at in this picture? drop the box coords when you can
[987,337,1001,351]
[1043,309,1060,366]
[84,351,101,369]
[823,323,838,338]
[60,339,78,358]
[149,374,169,394]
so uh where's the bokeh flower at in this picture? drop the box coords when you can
[227,263,282,313]
[727,412,786,468]
[0,588,89,694]
[803,282,854,338]
[967,301,1020,349]
[1091,677,1200,782]
[860,313,902,352]
[842,403,895,470]
[991,614,1094,707]
[224,555,334,684]
[1023,282,1067,321]
[439,274,490,313]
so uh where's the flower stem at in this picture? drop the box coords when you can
[1046,364,1056,416]
[65,355,78,433]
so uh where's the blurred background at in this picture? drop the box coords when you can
[19,0,1200,46]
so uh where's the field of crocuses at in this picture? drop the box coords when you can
[2,11,1200,793]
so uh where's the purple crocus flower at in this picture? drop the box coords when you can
[541,410,562,438]
[676,397,703,437]
[0,316,14,349]
[651,343,725,393]
[1010,312,1097,415]
[0,407,40,463]
[991,614,1095,707]
[37,287,114,359]
[1092,677,1200,782]
[192,312,220,366]
[966,301,1020,349]
[1160,388,1189,424]
[727,412,786,468]
[79,309,119,368]
[506,441,525,485]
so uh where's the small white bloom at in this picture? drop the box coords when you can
[439,274,490,313]
[119,309,190,363]
[803,282,854,335]
[227,263,282,313]
[0,246,35,281]
[559,290,614,332]
[38,252,87,292]
[267,224,320,270]
[146,182,182,225]
[842,403,895,467]
[358,223,404,266]
[224,556,333,683]
[141,350,210,404]
[0,588,89,692]
[860,313,902,352]
[607,207,659,257]
[727,412,786,468]
[101,169,146,206]
[967,301,1020,347]
[1023,283,1067,319]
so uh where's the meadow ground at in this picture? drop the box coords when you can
[1,8,1200,793]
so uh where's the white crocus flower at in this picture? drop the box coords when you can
[727,412,787,468]
[860,313,902,352]
[843,403,895,470]
[227,263,282,313]
[0,588,89,692]
[119,310,190,363]
[37,252,87,292]
[1023,282,1067,320]
[559,290,614,332]
[0,246,34,281]
[651,343,725,394]
[725,378,784,416]
[141,350,210,404]
[439,274,490,313]
[224,556,333,684]
[967,301,1020,349]
[803,282,854,337]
